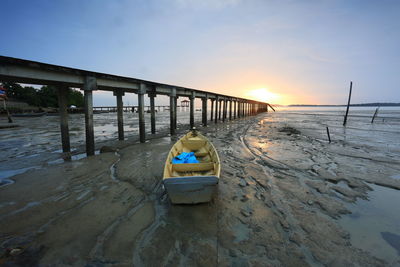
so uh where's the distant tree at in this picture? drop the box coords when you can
[1,82,84,108]
[68,89,84,107]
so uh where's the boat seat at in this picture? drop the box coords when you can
[181,140,207,150]
[172,162,214,172]
[194,151,209,157]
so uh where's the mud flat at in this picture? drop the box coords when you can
[1,110,400,266]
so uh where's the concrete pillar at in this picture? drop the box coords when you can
[83,76,96,156]
[214,96,219,123]
[229,99,232,120]
[138,83,146,143]
[202,95,208,126]
[114,90,125,140]
[210,99,214,121]
[233,100,237,119]
[57,86,70,157]
[148,91,156,134]
[174,97,178,129]
[190,91,195,129]
[218,99,222,121]
[222,98,227,122]
[170,88,176,135]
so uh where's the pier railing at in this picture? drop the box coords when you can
[0,56,269,157]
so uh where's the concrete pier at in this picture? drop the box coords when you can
[0,56,270,155]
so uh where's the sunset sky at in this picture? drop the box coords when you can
[1,0,399,105]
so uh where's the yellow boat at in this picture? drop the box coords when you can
[163,130,220,204]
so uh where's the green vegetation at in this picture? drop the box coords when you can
[1,82,84,108]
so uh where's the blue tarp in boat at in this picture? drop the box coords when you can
[172,152,199,164]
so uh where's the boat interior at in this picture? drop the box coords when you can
[164,132,220,178]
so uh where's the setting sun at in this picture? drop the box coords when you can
[247,88,280,103]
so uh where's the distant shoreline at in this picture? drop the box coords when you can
[281,103,400,107]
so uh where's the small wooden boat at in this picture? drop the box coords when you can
[12,112,47,117]
[163,130,220,204]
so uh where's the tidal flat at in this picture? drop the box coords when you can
[1,108,400,266]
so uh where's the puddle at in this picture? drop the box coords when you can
[338,183,400,264]
[391,174,400,180]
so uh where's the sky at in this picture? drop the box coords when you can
[1,0,399,105]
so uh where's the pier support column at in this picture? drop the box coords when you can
[229,99,232,120]
[233,100,237,119]
[170,88,177,135]
[218,99,222,121]
[202,94,208,126]
[57,86,70,157]
[210,99,214,121]
[237,101,240,118]
[174,97,178,129]
[114,90,125,140]
[190,91,195,129]
[214,96,219,123]
[84,76,96,156]
[138,84,146,143]
[222,98,227,122]
[148,90,156,134]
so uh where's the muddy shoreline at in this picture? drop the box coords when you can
[1,112,400,266]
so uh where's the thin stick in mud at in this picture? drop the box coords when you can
[371,107,379,123]
[343,81,352,126]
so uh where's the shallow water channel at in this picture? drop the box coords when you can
[339,183,400,264]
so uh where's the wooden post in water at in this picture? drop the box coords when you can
[326,126,331,143]
[202,94,208,126]
[343,81,353,126]
[57,86,71,157]
[84,76,96,156]
[190,91,195,129]
[229,99,232,120]
[114,90,125,140]
[148,90,156,134]
[170,88,176,135]
[138,83,146,143]
[371,107,379,124]
[210,99,214,121]
[214,96,219,123]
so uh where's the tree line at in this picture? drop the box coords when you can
[1,82,84,108]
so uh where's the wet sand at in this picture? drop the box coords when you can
[1,111,400,266]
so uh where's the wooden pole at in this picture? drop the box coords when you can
[149,92,156,134]
[326,126,331,143]
[138,83,146,143]
[57,86,71,156]
[371,107,379,124]
[222,99,226,122]
[343,81,353,126]
[170,89,176,135]
[190,91,195,129]
[114,90,124,140]
[84,76,96,156]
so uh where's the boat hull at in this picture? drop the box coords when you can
[163,176,218,204]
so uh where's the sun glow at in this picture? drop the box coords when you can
[247,88,280,103]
